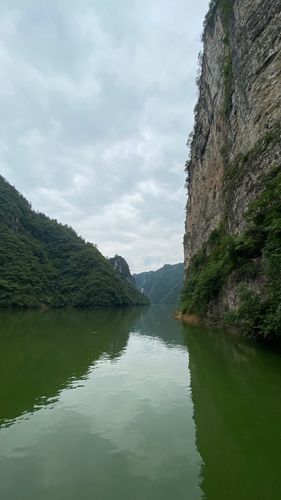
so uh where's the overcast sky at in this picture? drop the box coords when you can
[0,0,209,273]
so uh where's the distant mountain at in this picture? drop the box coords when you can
[134,263,184,304]
[0,176,148,309]
[108,255,135,285]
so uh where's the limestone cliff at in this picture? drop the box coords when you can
[108,255,135,285]
[183,0,281,337]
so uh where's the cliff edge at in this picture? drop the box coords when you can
[183,0,281,338]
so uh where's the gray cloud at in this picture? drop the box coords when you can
[0,0,209,272]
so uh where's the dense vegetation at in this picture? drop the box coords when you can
[182,164,281,339]
[0,176,148,309]
[134,263,184,304]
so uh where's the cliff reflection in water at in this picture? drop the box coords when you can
[134,304,187,348]
[0,308,141,428]
[0,306,202,500]
[184,325,281,500]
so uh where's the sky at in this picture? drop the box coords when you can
[0,0,209,273]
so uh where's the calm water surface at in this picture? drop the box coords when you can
[0,306,280,499]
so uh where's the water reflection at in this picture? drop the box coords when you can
[0,307,141,428]
[2,305,280,499]
[134,304,186,348]
[0,306,202,500]
[183,324,281,500]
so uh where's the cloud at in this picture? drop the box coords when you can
[0,0,209,272]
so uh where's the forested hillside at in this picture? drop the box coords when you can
[134,263,184,304]
[0,176,148,308]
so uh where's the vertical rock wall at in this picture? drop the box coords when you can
[185,0,281,272]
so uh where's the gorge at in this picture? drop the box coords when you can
[1,1,281,499]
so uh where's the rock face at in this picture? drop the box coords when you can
[183,0,281,329]
[108,255,135,285]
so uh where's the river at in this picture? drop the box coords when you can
[0,305,280,499]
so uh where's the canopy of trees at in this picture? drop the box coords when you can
[0,176,148,309]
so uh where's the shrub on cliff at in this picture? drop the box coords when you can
[182,166,281,339]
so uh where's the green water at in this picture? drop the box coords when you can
[0,306,280,500]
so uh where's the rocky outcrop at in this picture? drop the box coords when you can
[183,0,281,334]
[108,255,135,285]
